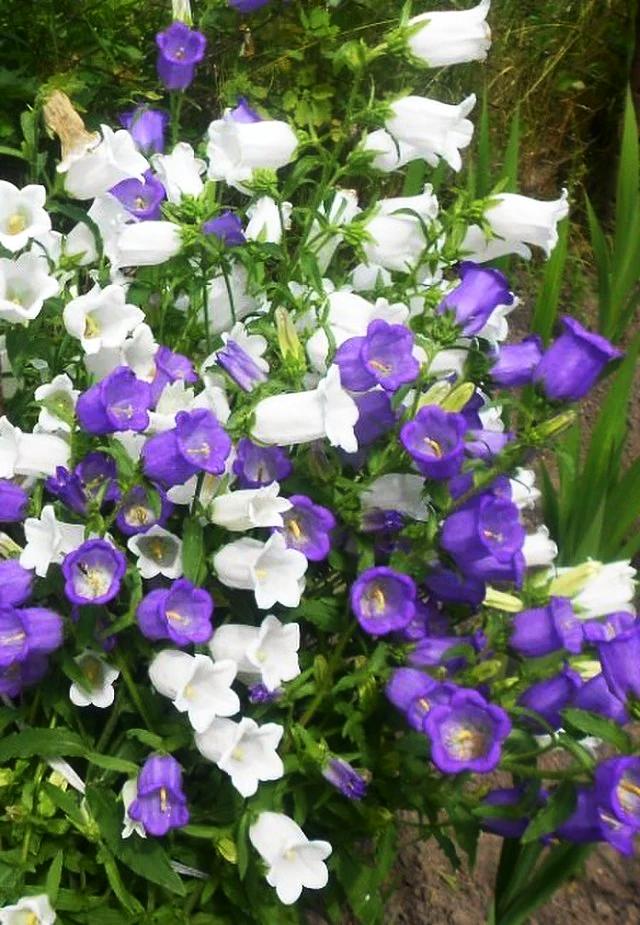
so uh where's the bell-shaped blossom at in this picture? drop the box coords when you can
[116,485,173,536]
[121,778,146,839]
[229,0,271,10]
[351,566,416,636]
[62,539,127,606]
[63,283,144,356]
[565,560,636,620]
[110,170,166,221]
[20,505,85,577]
[142,408,232,488]
[598,624,640,703]
[274,494,335,562]
[361,187,439,271]
[438,262,513,336]
[246,196,292,244]
[156,21,206,91]
[491,335,543,387]
[306,188,360,272]
[510,597,582,658]
[322,758,368,800]
[69,651,119,708]
[522,525,558,568]
[209,482,291,531]
[249,811,332,905]
[572,673,629,724]
[147,380,196,433]
[251,365,358,453]
[0,600,63,667]
[203,211,246,245]
[232,438,292,488]
[85,322,159,385]
[149,649,239,731]
[0,651,50,699]
[407,1,491,67]
[594,757,640,833]
[214,533,307,609]
[195,716,284,797]
[209,613,300,691]
[386,667,456,731]
[35,373,79,433]
[206,108,298,188]
[534,316,622,402]
[401,405,467,480]
[151,344,198,400]
[206,263,260,335]
[0,182,51,252]
[335,319,420,392]
[216,339,267,392]
[0,253,59,323]
[555,785,636,855]
[128,526,183,580]
[65,192,130,267]
[127,755,189,837]
[517,667,582,731]
[363,127,420,173]
[0,417,70,480]
[46,451,119,516]
[0,894,56,925]
[462,190,569,261]
[0,479,28,523]
[120,106,169,154]
[76,366,152,435]
[425,688,511,774]
[138,578,212,645]
[151,142,205,202]
[64,124,149,200]
[384,94,476,172]
[115,220,182,267]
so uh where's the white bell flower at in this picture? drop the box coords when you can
[30,229,63,265]
[65,193,131,267]
[127,525,183,580]
[522,526,558,568]
[362,128,418,173]
[567,560,637,620]
[361,473,430,522]
[463,190,569,261]
[245,196,292,244]
[361,186,439,271]
[384,95,476,172]
[121,778,146,839]
[428,347,468,379]
[251,365,358,453]
[194,716,284,797]
[206,111,298,188]
[85,322,158,383]
[350,263,392,292]
[0,182,51,253]
[206,263,260,335]
[249,811,332,906]
[0,253,59,323]
[210,614,300,691]
[509,468,540,510]
[151,142,205,203]
[407,1,491,68]
[0,417,70,479]
[147,380,197,433]
[113,430,146,461]
[69,651,119,709]
[214,533,307,609]
[63,283,144,355]
[0,893,57,924]
[149,649,240,732]
[20,504,85,577]
[307,189,361,272]
[209,483,291,532]
[63,124,148,200]
[35,374,79,433]
[115,221,182,267]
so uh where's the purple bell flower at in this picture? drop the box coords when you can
[481,787,533,839]
[156,22,207,91]
[248,683,282,704]
[120,107,169,154]
[151,346,198,405]
[397,598,449,643]
[128,755,190,837]
[76,366,152,435]
[583,611,637,643]
[335,320,419,393]
[351,566,416,637]
[424,688,511,774]
[409,634,475,673]
[598,624,640,703]
[0,652,49,698]
[491,336,544,388]
[276,494,335,562]
[116,485,174,537]
[232,438,292,488]
[203,211,246,246]
[556,785,636,855]
[353,390,395,446]
[322,758,367,800]
[0,606,63,667]
[110,170,166,221]
[62,539,127,606]
[595,757,640,831]
[217,340,267,392]
[0,560,34,607]
[47,452,120,515]
[424,566,486,608]
[534,316,623,402]
[142,409,232,488]
[137,578,213,645]
[400,405,467,480]
[438,262,513,336]
[230,97,262,122]
[0,480,28,522]
[385,667,456,731]
[572,673,629,725]
[510,597,583,658]
[517,667,582,731]
[464,428,514,462]
[228,0,272,14]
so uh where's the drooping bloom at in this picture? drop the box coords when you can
[76,366,152,435]
[206,107,298,188]
[400,405,468,480]
[127,755,189,837]
[383,94,476,172]
[353,390,395,448]
[142,408,232,487]
[595,757,640,832]
[0,479,28,522]
[510,597,583,658]
[0,605,63,667]
[491,336,544,387]
[195,716,284,797]
[598,624,640,704]
[386,667,456,731]
[110,170,166,221]
[120,107,169,154]
[463,190,569,261]
[149,649,239,731]
[0,894,56,925]
[232,438,292,488]
[249,811,332,906]
[571,673,629,724]
[424,688,511,774]
[203,211,246,245]
[361,187,438,271]
[216,339,267,392]
[137,578,213,645]
[0,181,51,252]
[438,262,513,336]
[46,451,120,515]
[62,539,127,606]
[335,319,420,392]
[69,651,119,709]
[213,533,307,609]
[322,758,367,800]
[156,21,207,91]
[273,494,336,561]
[63,124,149,200]
[127,526,183,580]
[209,614,300,691]
[517,667,582,731]
[534,316,622,401]
[246,195,292,244]
[209,482,291,532]
[351,566,416,636]
[407,1,491,67]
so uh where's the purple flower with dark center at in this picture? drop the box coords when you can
[0,606,63,667]
[583,611,637,643]
[353,390,395,446]
[400,405,467,480]
[386,668,457,731]
[0,652,49,698]
[595,757,640,831]
[0,480,28,522]
[203,211,246,245]
[534,316,623,402]
[335,320,419,393]
[232,439,292,489]
[510,597,583,658]
[152,346,198,405]
[228,0,272,14]
[248,683,282,704]
[424,566,486,608]
[397,598,449,643]
[491,336,544,388]
[116,485,174,537]
[156,22,207,91]
[217,340,267,392]
[230,97,262,122]
[351,566,416,637]
[120,107,169,154]
[137,578,213,646]
[425,688,511,774]
[76,366,152,435]
[142,409,232,488]
[0,560,34,607]
[556,785,636,855]
[517,667,582,731]
[62,540,127,606]
[322,758,367,800]
[572,673,629,724]
[598,624,640,704]
[438,262,513,336]
[110,171,166,221]
[128,755,189,837]
[275,495,335,562]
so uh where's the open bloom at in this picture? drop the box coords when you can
[195,716,284,797]
[62,539,127,606]
[351,566,416,636]
[156,21,207,91]
[463,190,569,261]
[128,755,189,837]
[274,494,335,561]
[120,106,169,154]
[510,597,583,658]
[128,526,183,580]
[250,811,332,905]
[0,894,56,925]
[401,405,467,480]
[213,533,307,609]
[386,668,457,731]
[232,439,292,488]
[407,1,491,67]
[115,220,182,267]
[424,688,511,774]
[209,613,300,691]
[534,316,622,401]
[209,482,291,531]
[598,625,640,704]
[595,757,640,832]
[76,366,152,435]
[64,124,149,200]
[0,253,59,324]
[63,283,144,355]
[0,182,51,252]
[335,319,419,392]
[151,142,205,203]
[21,505,85,577]
[142,409,232,488]
[69,651,119,708]
[203,211,246,245]
[116,485,173,536]
[383,94,476,172]
[137,578,213,645]
[149,649,239,731]
[110,171,166,221]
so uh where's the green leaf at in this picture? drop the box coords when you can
[522,781,576,843]
[45,849,64,904]
[0,728,86,763]
[562,707,632,752]
[182,517,207,585]
[531,217,569,343]
[84,752,139,775]
[497,844,591,925]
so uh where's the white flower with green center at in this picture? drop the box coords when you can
[0,253,59,324]
[0,417,70,480]
[63,282,144,355]
[34,374,79,433]
[0,182,51,253]
[69,651,119,709]
[249,811,332,905]
[0,893,56,924]
[151,142,205,203]
[149,649,240,732]
[194,716,284,797]
[128,525,183,579]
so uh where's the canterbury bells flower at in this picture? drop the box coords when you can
[384,94,476,172]
[463,190,569,261]
[407,1,491,68]
[195,716,284,797]
[361,187,439,272]
[251,365,359,452]
[249,811,332,905]
[206,108,298,188]
[0,182,51,253]
[63,124,149,200]
[115,221,182,267]
[209,613,301,691]
[208,482,292,531]
[149,649,240,732]
[213,533,307,609]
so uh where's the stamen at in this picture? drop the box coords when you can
[423,437,442,458]
[368,359,392,375]
[186,442,210,458]
[6,213,27,235]
[84,314,100,338]
[159,786,169,813]
[126,505,151,526]
[287,519,302,540]
[166,609,189,626]
[0,631,26,645]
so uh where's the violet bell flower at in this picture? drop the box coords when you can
[156,22,207,91]
[517,667,582,731]
[322,758,368,800]
[510,597,583,658]
[76,366,152,435]
[229,0,272,12]
[400,405,467,480]
[534,316,622,402]
[0,605,63,668]
[491,336,544,388]
[62,539,127,606]
[142,408,232,487]
[0,479,28,522]
[150,345,198,405]
[232,438,292,488]
[424,688,511,774]
[386,667,457,731]
[137,578,214,646]
[46,451,120,515]
[116,485,174,537]
[128,755,189,836]
[217,339,267,392]
[203,211,246,246]
[110,170,166,221]
[120,107,169,154]
[597,624,640,704]
[274,494,336,561]
[351,566,416,637]
[334,319,420,392]
[437,262,513,336]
